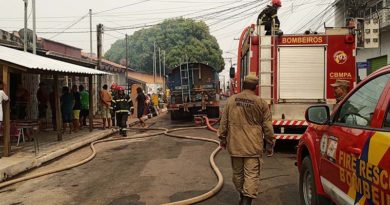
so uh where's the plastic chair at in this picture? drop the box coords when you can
[0,123,25,146]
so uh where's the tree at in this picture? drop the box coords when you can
[104,18,225,73]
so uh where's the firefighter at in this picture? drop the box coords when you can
[257,0,281,35]
[330,79,350,104]
[218,75,275,205]
[112,86,133,137]
[110,83,118,126]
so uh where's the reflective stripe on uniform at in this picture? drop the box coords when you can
[115,110,129,113]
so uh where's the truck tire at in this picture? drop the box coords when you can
[207,107,220,118]
[299,157,332,205]
[170,111,179,121]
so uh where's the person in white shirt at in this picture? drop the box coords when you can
[0,82,9,123]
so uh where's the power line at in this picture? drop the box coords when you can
[93,0,152,15]
[208,2,263,27]
[49,12,89,39]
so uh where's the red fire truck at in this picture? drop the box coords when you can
[231,24,357,141]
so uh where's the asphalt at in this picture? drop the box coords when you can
[0,113,300,205]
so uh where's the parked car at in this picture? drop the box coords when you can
[297,65,390,205]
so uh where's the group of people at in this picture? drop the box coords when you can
[59,84,90,133]
[14,82,90,133]
[99,84,148,137]
[218,76,351,205]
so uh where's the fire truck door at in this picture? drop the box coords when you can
[319,73,390,205]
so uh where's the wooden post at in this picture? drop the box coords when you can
[2,64,10,157]
[88,75,93,132]
[54,75,62,141]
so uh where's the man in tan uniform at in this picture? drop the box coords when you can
[330,79,350,104]
[218,75,274,205]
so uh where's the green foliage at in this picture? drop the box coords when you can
[104,18,225,73]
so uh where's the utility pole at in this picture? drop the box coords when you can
[153,41,156,84]
[159,48,161,80]
[163,50,166,92]
[125,34,129,94]
[97,24,103,70]
[89,9,93,59]
[32,0,36,54]
[97,23,103,95]
[23,0,28,52]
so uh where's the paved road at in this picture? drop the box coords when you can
[0,114,300,205]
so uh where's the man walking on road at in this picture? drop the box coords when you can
[112,86,133,137]
[218,75,275,205]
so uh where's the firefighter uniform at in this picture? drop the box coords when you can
[112,90,133,137]
[218,75,274,203]
[110,84,118,126]
[257,3,281,35]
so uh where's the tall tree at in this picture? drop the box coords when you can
[105,18,225,73]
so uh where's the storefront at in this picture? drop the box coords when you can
[0,45,107,157]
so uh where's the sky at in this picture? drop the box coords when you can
[0,0,336,83]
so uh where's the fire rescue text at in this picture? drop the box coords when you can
[338,151,390,205]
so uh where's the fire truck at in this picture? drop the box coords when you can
[231,24,357,141]
[168,62,220,120]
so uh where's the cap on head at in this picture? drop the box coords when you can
[243,75,259,85]
[331,79,350,88]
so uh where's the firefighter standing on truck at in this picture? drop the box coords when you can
[112,86,133,137]
[257,0,282,35]
[218,75,275,205]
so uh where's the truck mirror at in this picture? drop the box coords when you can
[305,105,330,125]
[229,67,235,79]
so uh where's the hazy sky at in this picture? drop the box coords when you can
[0,0,335,78]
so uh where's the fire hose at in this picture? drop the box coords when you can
[0,117,223,205]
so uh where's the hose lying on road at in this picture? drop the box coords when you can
[160,126,223,205]
[0,117,223,205]
[0,128,167,189]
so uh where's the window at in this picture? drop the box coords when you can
[373,29,379,33]
[374,38,379,43]
[384,104,390,129]
[366,39,371,44]
[334,73,390,127]
[366,29,371,34]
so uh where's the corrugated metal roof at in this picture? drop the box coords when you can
[0,45,107,75]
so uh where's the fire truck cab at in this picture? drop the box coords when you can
[232,25,357,140]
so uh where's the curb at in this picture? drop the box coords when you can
[0,110,168,183]
[0,129,115,182]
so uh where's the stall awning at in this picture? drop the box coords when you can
[0,45,107,75]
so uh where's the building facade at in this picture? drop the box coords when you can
[335,0,390,79]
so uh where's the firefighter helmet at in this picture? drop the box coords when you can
[272,0,281,7]
[111,83,118,90]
